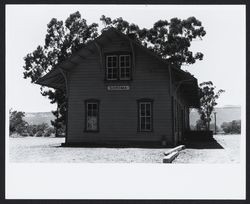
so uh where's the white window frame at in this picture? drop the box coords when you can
[106,55,118,80]
[139,102,152,132]
[119,55,131,80]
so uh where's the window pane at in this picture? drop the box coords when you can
[125,69,130,78]
[146,123,151,130]
[140,104,145,116]
[120,55,130,68]
[120,68,125,77]
[121,61,125,67]
[113,68,118,78]
[86,102,99,131]
[146,117,151,124]
[146,104,151,116]
[107,56,117,68]
[87,116,97,130]
[112,59,117,67]
[125,56,130,66]
[141,117,145,130]
[87,104,92,116]
[92,104,97,110]
[108,61,111,67]
[92,110,97,117]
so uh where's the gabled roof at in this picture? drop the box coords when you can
[36,27,200,108]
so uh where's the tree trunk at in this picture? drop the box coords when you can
[207,121,210,131]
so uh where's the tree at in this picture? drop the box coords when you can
[100,15,206,67]
[221,120,241,134]
[198,81,225,131]
[23,11,99,134]
[195,119,206,131]
[23,12,206,131]
[9,109,28,135]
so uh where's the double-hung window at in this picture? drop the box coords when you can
[106,55,118,80]
[106,54,131,80]
[119,55,131,80]
[138,100,153,132]
[85,100,99,132]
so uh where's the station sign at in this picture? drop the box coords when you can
[107,85,130,91]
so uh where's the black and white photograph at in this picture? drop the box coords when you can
[5,4,246,200]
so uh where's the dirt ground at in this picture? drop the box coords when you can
[8,134,240,163]
[8,137,170,163]
[172,134,240,163]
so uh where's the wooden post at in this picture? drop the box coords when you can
[214,112,217,135]
[59,68,69,143]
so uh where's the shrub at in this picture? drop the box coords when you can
[26,123,51,137]
[20,132,29,137]
[26,124,37,136]
[9,109,27,135]
[44,127,55,137]
[221,120,241,134]
[35,130,44,137]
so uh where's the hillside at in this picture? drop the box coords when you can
[24,112,55,126]
[190,106,241,128]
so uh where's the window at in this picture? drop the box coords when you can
[119,55,131,80]
[106,54,131,80]
[85,100,99,132]
[138,100,153,132]
[106,55,118,80]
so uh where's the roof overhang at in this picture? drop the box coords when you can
[36,68,65,90]
[180,79,200,108]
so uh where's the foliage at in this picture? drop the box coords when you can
[198,81,225,131]
[100,15,206,67]
[195,119,206,131]
[23,11,99,133]
[189,124,196,130]
[9,109,28,135]
[9,109,56,137]
[195,120,219,133]
[221,120,241,134]
[26,123,52,137]
[35,130,44,137]
[26,124,37,136]
[44,127,56,137]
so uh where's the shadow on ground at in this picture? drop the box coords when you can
[184,138,224,149]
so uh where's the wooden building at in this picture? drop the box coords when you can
[36,27,200,146]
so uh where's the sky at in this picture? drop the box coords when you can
[6,5,246,112]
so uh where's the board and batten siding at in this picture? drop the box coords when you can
[67,37,174,144]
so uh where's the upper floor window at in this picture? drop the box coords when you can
[119,55,131,80]
[106,54,131,81]
[106,55,118,80]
